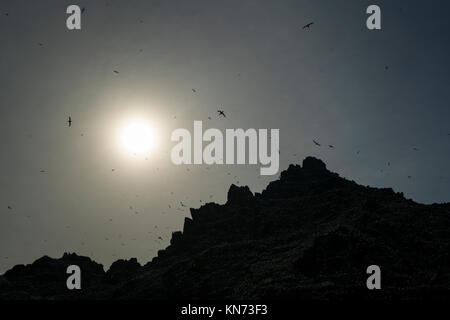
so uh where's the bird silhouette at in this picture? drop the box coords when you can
[68,117,72,127]
[7,206,12,210]
[217,110,226,118]
[313,140,321,147]
[302,22,314,29]
[329,145,334,148]
[113,70,119,74]
[192,89,197,93]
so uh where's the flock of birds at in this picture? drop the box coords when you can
[4,82,235,261]
[311,136,431,178]
[2,9,449,265]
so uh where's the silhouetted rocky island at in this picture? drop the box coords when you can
[1,157,449,300]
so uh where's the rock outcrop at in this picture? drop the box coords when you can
[1,157,449,300]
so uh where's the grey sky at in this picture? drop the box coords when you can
[1,0,449,273]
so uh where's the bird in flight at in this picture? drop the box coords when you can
[217,110,226,118]
[113,70,119,74]
[68,116,72,127]
[302,22,314,29]
[7,206,12,210]
[329,145,334,149]
[192,89,197,93]
[313,140,321,147]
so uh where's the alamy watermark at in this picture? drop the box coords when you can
[170,121,279,176]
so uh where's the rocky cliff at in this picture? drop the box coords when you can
[1,157,450,300]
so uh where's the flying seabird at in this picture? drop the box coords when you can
[68,116,72,127]
[217,110,226,118]
[302,22,314,29]
[313,140,321,147]
[113,70,119,74]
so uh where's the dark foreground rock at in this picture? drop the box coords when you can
[1,157,450,300]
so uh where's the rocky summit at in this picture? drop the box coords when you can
[1,157,449,300]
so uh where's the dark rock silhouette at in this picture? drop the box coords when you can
[1,157,450,300]
[106,258,141,285]
[1,253,105,299]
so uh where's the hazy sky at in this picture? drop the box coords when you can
[1,0,450,273]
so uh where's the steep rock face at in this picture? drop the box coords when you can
[1,157,450,300]
[106,258,141,284]
[227,184,254,204]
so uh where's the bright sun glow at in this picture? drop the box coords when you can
[120,120,156,155]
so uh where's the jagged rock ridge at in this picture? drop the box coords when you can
[1,157,449,300]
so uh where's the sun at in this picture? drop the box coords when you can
[119,120,156,155]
